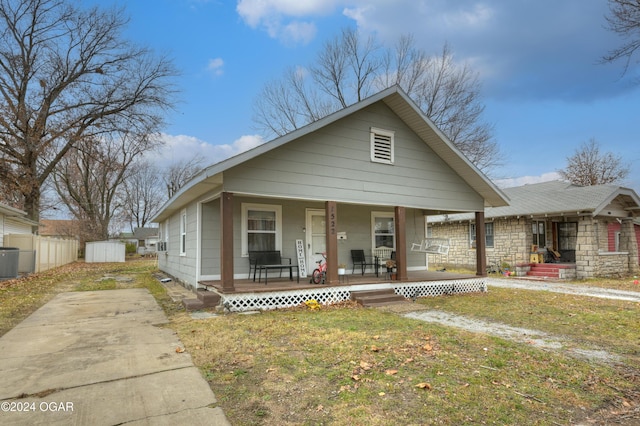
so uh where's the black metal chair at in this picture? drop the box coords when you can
[351,250,377,276]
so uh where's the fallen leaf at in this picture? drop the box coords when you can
[371,345,380,352]
[378,392,386,396]
[423,343,433,351]
[373,335,380,340]
[316,405,324,412]
[360,361,372,370]
[351,374,361,381]
[175,347,185,353]
[416,382,432,390]
[385,369,398,375]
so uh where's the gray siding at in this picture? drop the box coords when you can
[224,102,483,212]
[201,199,220,276]
[158,203,198,287]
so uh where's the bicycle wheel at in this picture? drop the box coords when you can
[311,268,323,284]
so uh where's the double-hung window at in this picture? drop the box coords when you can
[470,222,494,248]
[242,203,282,255]
[532,221,545,247]
[180,210,187,255]
[372,212,395,249]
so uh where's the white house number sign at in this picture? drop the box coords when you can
[295,239,307,277]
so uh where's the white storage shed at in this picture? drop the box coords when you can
[85,241,125,263]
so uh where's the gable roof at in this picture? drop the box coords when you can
[429,180,640,222]
[152,85,508,222]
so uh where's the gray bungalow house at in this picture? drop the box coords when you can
[427,181,640,279]
[151,86,509,303]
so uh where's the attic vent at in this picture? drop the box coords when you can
[370,127,394,164]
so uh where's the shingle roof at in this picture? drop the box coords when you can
[132,227,159,239]
[429,181,640,222]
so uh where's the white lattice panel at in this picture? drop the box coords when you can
[220,278,487,312]
[393,278,487,299]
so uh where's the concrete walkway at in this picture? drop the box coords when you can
[0,289,230,425]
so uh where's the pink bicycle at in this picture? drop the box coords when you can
[311,252,327,284]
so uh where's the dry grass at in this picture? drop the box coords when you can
[172,299,639,425]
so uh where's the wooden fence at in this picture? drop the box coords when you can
[4,234,79,273]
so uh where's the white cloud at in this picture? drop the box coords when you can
[144,133,266,169]
[495,172,561,188]
[207,57,224,76]
[281,21,317,45]
[236,0,336,44]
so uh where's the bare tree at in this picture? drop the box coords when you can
[0,0,176,222]
[52,129,160,241]
[558,138,630,186]
[253,29,500,175]
[121,160,165,231]
[603,0,640,75]
[163,155,205,199]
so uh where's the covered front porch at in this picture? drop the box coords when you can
[199,269,487,312]
[215,193,490,294]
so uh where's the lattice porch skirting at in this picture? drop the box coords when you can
[220,277,487,312]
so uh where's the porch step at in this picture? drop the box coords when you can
[526,263,575,279]
[182,289,221,311]
[350,289,407,307]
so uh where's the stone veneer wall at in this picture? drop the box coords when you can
[428,217,529,270]
[595,253,629,277]
[620,217,640,275]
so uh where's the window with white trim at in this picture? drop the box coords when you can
[370,127,394,164]
[157,220,168,252]
[242,203,282,256]
[180,210,186,255]
[372,212,395,249]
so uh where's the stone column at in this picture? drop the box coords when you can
[619,217,640,275]
[575,216,597,279]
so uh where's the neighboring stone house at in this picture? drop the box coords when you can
[607,219,640,265]
[427,181,640,279]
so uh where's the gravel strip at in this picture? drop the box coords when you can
[404,310,621,364]
[486,278,640,302]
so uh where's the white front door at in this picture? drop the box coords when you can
[306,209,325,272]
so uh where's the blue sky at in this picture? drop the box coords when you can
[113,0,639,190]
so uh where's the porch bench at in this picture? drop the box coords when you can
[248,251,299,285]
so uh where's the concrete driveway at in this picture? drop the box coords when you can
[0,289,230,425]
